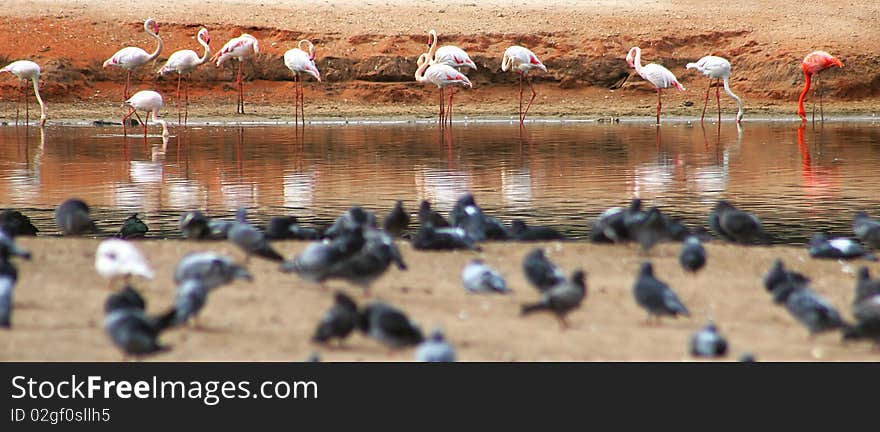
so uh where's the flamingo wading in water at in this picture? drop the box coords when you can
[626,47,686,125]
[798,50,844,123]
[283,39,322,128]
[501,45,547,125]
[415,53,472,128]
[123,90,169,138]
[425,29,476,126]
[686,55,743,124]
[103,18,163,99]
[158,27,211,127]
[211,33,260,114]
[1,60,47,127]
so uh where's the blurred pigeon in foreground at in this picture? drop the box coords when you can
[450,193,508,241]
[807,233,876,261]
[173,278,211,326]
[358,301,424,349]
[633,262,690,323]
[323,206,376,239]
[738,352,757,362]
[55,198,98,236]
[412,224,480,251]
[228,208,284,263]
[280,227,365,284]
[383,200,410,238]
[855,267,880,305]
[690,322,728,358]
[853,212,880,250]
[462,259,509,294]
[103,287,176,358]
[94,239,155,289]
[0,247,23,328]
[312,291,359,345]
[509,219,566,241]
[116,213,149,239]
[418,200,449,228]
[179,210,211,240]
[709,200,771,245]
[0,209,38,237]
[763,259,811,305]
[415,328,457,362]
[521,269,587,329]
[779,284,850,337]
[174,252,253,291]
[592,198,643,243]
[843,294,880,345]
[266,216,321,240]
[679,236,707,274]
[523,248,566,293]
[321,229,407,296]
[0,231,31,260]
[629,206,670,251]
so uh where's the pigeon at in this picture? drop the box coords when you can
[415,328,457,362]
[412,224,480,251]
[522,248,566,292]
[763,259,810,305]
[179,210,212,240]
[103,287,176,357]
[807,233,876,261]
[418,200,450,228]
[116,213,149,239]
[265,216,322,240]
[450,193,508,241]
[312,291,359,345]
[633,262,690,322]
[280,227,366,284]
[304,352,322,362]
[708,200,771,244]
[55,198,98,236]
[449,193,478,227]
[842,294,880,345]
[738,352,757,362]
[628,206,670,251]
[383,200,410,238]
[462,259,509,294]
[0,231,31,260]
[690,322,729,358]
[854,267,880,305]
[94,239,155,289]
[173,252,253,291]
[853,212,880,249]
[173,278,211,326]
[0,251,21,328]
[521,269,587,328]
[780,284,850,336]
[358,301,425,349]
[0,209,38,237]
[227,208,284,263]
[590,198,642,243]
[323,206,377,239]
[509,219,566,241]
[321,229,407,295]
[679,236,707,274]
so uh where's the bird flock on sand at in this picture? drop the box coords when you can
[2,19,845,132]
[2,192,880,362]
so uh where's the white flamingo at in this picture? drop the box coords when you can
[211,33,260,114]
[686,55,743,124]
[501,45,547,125]
[425,29,476,125]
[103,18,163,99]
[283,39,322,128]
[158,27,211,126]
[415,53,472,127]
[626,47,686,125]
[122,90,169,138]
[1,60,47,127]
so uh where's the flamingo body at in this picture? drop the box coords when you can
[103,18,162,98]
[211,33,259,114]
[427,30,476,70]
[798,50,844,122]
[124,90,169,137]
[686,55,743,123]
[1,60,47,126]
[502,45,547,75]
[626,47,685,124]
[283,40,321,127]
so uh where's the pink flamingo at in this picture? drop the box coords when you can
[122,90,169,138]
[626,47,686,125]
[157,27,211,127]
[211,33,260,114]
[415,53,472,128]
[501,45,547,125]
[103,18,163,99]
[686,55,743,124]
[1,60,47,127]
[426,29,476,125]
[798,50,844,123]
[283,39,322,128]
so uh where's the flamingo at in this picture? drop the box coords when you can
[211,33,260,114]
[798,50,844,123]
[103,18,163,99]
[1,60,47,127]
[626,47,686,125]
[426,29,476,126]
[501,45,547,125]
[122,90,169,138]
[283,39,322,128]
[415,53,472,128]
[686,56,743,124]
[157,27,211,127]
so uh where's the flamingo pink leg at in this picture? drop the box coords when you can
[299,78,305,127]
[124,71,131,100]
[656,88,662,126]
[184,76,189,127]
[237,61,244,114]
[700,79,711,123]
[24,80,30,125]
[715,79,722,123]
[176,74,182,126]
[447,87,455,127]
[14,80,21,126]
[518,73,524,125]
[522,75,537,124]
[293,74,299,128]
[438,87,445,128]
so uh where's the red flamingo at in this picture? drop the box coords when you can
[157,28,211,127]
[211,33,260,114]
[103,18,163,99]
[501,45,547,125]
[797,51,844,123]
[626,47,685,125]
[415,53,472,128]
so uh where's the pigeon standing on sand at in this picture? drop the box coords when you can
[521,269,587,329]
[418,200,449,228]
[312,291,359,345]
[629,206,670,251]
[280,227,366,284]
[633,262,690,323]
[116,213,149,239]
[590,198,642,243]
[95,239,155,289]
[0,209,38,237]
[462,259,509,294]
[265,215,321,240]
[383,200,410,238]
[778,284,850,337]
[358,301,425,349]
[690,322,728,357]
[763,259,811,305]
[412,223,480,251]
[679,236,707,274]
[415,328,457,362]
[807,233,876,261]
[179,210,212,240]
[103,287,176,358]
[509,219,566,241]
[450,193,509,241]
[0,243,26,328]
[321,229,407,296]
[323,206,377,239]
[709,200,771,244]
[853,212,880,250]
[55,198,98,236]
[228,208,284,263]
[523,248,566,292]
[854,267,880,304]
[174,252,253,290]
[843,294,880,345]
[173,278,211,326]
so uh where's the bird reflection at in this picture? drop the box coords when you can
[797,123,837,202]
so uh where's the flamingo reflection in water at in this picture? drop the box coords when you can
[797,124,838,203]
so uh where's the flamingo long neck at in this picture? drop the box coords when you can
[31,77,47,124]
[501,53,512,72]
[146,25,163,62]
[722,77,743,123]
[197,33,211,65]
[427,30,438,60]
[151,108,169,137]
[797,71,812,121]
[415,55,429,82]
[632,48,643,75]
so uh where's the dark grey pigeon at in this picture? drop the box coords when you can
[358,301,425,349]
[412,224,480,251]
[509,219,566,241]
[738,352,757,362]
[0,209,38,237]
[450,194,508,241]
[522,248,566,293]
[690,322,728,358]
[179,210,211,240]
[521,269,587,329]
[266,216,321,240]
[415,328,457,362]
[709,200,771,244]
[116,213,149,239]
[781,285,850,336]
[323,206,376,239]
[853,212,880,250]
[855,267,880,305]
[173,278,210,326]
[322,229,407,295]
[633,262,690,322]
[174,252,253,291]
[0,253,20,328]
[807,233,876,261]
[843,294,880,345]
[103,287,176,357]
[462,259,509,294]
[449,193,478,227]
[0,231,31,260]
[55,198,98,236]
[312,291,359,345]
[763,259,810,305]
[228,208,284,263]
[629,206,670,251]
[207,219,235,240]
[679,236,707,274]
[418,200,449,228]
[590,198,642,243]
[383,200,411,238]
[280,227,366,284]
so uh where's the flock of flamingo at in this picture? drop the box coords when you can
[0,18,847,136]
